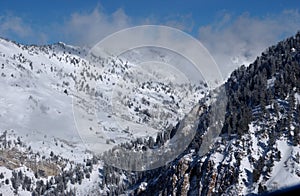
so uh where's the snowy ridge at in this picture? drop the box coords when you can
[0,37,206,195]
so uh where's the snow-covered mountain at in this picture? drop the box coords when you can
[0,37,207,151]
[0,37,206,195]
[95,33,300,195]
[0,31,300,195]
[0,38,103,195]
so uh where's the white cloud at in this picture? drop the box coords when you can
[0,14,32,38]
[3,6,299,82]
[160,14,195,32]
[0,13,49,44]
[198,10,300,78]
[61,7,132,47]
[0,6,195,47]
[62,7,300,79]
[60,6,196,47]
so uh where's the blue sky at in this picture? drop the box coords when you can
[1,0,300,76]
[1,0,299,45]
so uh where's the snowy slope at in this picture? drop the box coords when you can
[0,37,207,194]
[0,38,206,155]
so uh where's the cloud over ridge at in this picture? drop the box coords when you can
[198,10,300,77]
